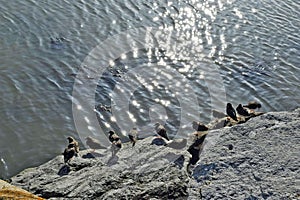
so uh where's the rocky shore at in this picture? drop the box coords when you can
[6,109,300,199]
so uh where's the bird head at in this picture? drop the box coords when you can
[108,130,115,136]
[227,103,233,108]
[154,122,160,128]
[192,121,198,126]
[67,136,74,143]
[257,103,262,108]
[192,121,198,129]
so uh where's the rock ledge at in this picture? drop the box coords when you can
[10,109,300,199]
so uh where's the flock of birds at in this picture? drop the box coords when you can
[63,101,262,171]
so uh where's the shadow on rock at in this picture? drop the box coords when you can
[82,152,105,159]
[58,165,71,176]
[173,155,185,169]
[192,163,217,182]
[162,153,186,169]
[165,139,187,149]
[107,155,119,166]
[150,137,167,146]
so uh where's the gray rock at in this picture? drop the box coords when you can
[193,109,300,200]
[11,137,193,199]
[10,109,300,199]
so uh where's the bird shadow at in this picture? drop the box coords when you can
[82,152,105,159]
[107,155,119,166]
[58,165,71,176]
[150,137,167,146]
[192,162,217,182]
[166,153,185,169]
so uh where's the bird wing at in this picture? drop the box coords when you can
[227,108,237,120]
[157,129,169,140]
[112,134,120,140]
[74,141,80,153]
[128,134,135,141]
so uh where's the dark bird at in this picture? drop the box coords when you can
[108,131,121,143]
[128,127,138,147]
[85,136,106,151]
[108,131,122,156]
[243,101,262,110]
[67,136,79,154]
[236,104,250,116]
[154,122,170,141]
[192,121,209,132]
[187,133,207,172]
[226,103,238,121]
[63,143,76,164]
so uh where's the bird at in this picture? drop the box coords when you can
[62,143,76,164]
[187,133,207,172]
[85,136,106,151]
[108,130,121,143]
[113,140,122,149]
[243,101,261,110]
[154,122,170,141]
[192,121,209,132]
[236,104,250,116]
[67,136,79,155]
[226,103,238,121]
[108,131,122,156]
[128,127,138,147]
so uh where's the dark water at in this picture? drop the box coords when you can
[0,0,299,178]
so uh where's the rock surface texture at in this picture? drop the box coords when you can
[195,109,300,200]
[10,109,300,199]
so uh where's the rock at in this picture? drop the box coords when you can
[11,138,193,199]
[166,139,187,149]
[9,109,300,199]
[192,109,300,199]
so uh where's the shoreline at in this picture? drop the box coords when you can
[2,109,299,199]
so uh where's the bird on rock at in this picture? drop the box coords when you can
[108,130,122,156]
[63,143,76,164]
[67,136,80,155]
[236,104,250,116]
[192,121,209,132]
[154,122,170,141]
[243,101,261,110]
[226,103,238,121]
[128,127,138,147]
[187,133,207,172]
[85,136,106,152]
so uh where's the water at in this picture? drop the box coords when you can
[0,0,299,178]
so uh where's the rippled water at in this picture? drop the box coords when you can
[0,0,299,178]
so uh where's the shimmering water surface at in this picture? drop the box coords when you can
[0,0,299,178]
